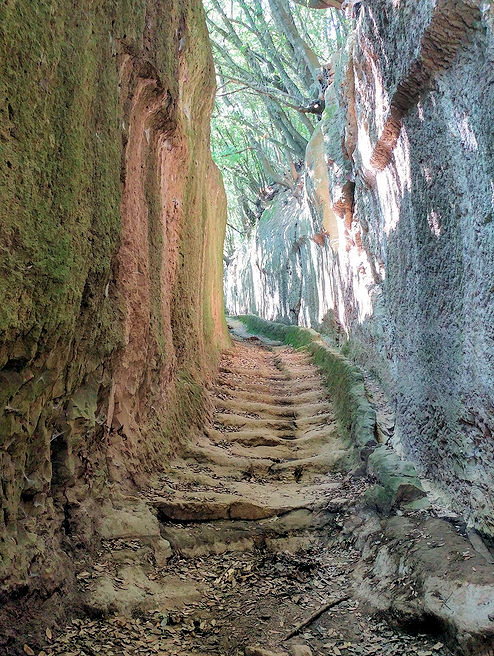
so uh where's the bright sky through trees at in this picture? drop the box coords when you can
[205,0,348,254]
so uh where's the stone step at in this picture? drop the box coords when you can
[151,493,314,522]
[159,508,333,558]
[213,413,297,431]
[213,396,297,418]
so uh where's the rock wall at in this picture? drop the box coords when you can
[334,0,494,538]
[224,181,335,327]
[0,0,228,640]
[227,0,494,537]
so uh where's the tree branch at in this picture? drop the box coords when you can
[290,0,342,8]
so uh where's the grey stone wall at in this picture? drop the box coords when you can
[327,0,494,535]
[224,184,335,328]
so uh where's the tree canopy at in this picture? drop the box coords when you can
[206,0,348,253]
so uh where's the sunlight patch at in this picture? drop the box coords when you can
[457,115,479,152]
[378,129,411,235]
[427,209,442,237]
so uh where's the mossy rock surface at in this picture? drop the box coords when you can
[0,1,228,638]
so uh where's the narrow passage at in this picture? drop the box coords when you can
[42,331,454,656]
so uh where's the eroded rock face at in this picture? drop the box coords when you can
[0,0,227,640]
[226,1,494,537]
[334,0,494,538]
[224,183,335,327]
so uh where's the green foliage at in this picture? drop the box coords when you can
[206,0,349,253]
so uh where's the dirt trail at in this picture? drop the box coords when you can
[38,335,457,656]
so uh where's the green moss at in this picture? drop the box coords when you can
[363,485,394,514]
[236,314,313,348]
[0,0,124,358]
[367,445,426,505]
[159,368,209,453]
